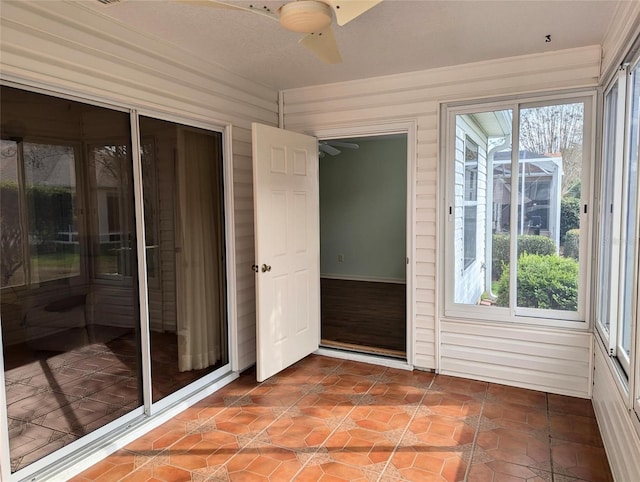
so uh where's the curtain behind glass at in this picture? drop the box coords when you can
[176,128,225,371]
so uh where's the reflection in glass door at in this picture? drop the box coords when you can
[1,87,142,473]
[139,116,228,403]
[0,85,231,478]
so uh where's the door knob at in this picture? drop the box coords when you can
[261,264,271,272]
[252,264,259,273]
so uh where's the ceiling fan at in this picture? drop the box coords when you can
[319,140,359,157]
[185,0,383,63]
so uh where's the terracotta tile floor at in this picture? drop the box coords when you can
[69,355,613,482]
[4,329,220,472]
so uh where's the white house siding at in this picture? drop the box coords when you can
[283,46,601,380]
[453,116,487,305]
[593,341,640,482]
[0,1,279,371]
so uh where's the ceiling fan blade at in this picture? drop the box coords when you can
[300,27,342,64]
[325,0,382,26]
[327,141,359,149]
[320,143,341,156]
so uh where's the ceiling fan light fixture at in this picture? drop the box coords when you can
[279,0,332,33]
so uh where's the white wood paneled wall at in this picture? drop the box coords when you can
[441,320,593,397]
[0,0,279,371]
[593,341,640,481]
[283,45,601,390]
[601,0,640,83]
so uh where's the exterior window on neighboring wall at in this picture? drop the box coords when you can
[464,137,479,270]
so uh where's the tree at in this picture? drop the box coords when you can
[519,103,584,196]
[0,182,24,286]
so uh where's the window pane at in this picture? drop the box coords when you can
[90,144,133,278]
[454,110,513,305]
[463,137,479,269]
[516,103,584,312]
[464,206,477,269]
[24,143,80,283]
[620,68,640,370]
[598,84,619,335]
[0,139,25,287]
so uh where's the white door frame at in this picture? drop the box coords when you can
[308,121,417,368]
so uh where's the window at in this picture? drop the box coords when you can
[0,140,81,287]
[598,64,640,379]
[464,136,479,269]
[446,95,592,324]
[90,142,134,278]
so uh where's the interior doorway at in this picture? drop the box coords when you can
[318,134,408,358]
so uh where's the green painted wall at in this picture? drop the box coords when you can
[320,135,407,281]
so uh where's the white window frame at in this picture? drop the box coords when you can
[596,72,626,354]
[442,91,595,329]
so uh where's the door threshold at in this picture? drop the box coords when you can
[320,339,406,359]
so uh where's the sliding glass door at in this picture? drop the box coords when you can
[0,85,230,477]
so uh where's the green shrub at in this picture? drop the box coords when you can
[491,234,556,279]
[491,234,510,279]
[27,185,74,250]
[564,229,579,259]
[560,197,580,244]
[495,253,578,310]
[518,234,556,256]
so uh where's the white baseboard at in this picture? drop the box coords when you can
[315,347,413,371]
[320,273,406,284]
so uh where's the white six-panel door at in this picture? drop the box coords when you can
[252,123,320,382]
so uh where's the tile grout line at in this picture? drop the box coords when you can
[374,370,438,482]
[547,393,555,482]
[207,358,350,481]
[112,364,321,481]
[462,381,488,482]
[288,361,392,480]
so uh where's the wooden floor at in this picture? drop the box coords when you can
[320,278,406,355]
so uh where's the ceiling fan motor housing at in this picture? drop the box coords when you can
[279,0,332,33]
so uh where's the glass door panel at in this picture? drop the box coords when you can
[1,86,142,474]
[138,116,228,403]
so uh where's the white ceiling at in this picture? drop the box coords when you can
[85,0,621,90]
